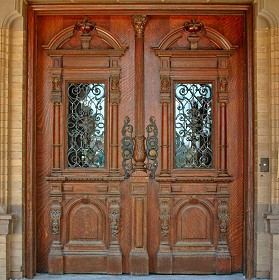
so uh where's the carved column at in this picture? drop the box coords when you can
[157,197,172,273]
[107,195,122,274]
[110,74,120,174]
[51,57,63,175]
[132,15,147,172]
[129,15,149,275]
[217,56,230,176]
[48,183,63,274]
[160,74,171,175]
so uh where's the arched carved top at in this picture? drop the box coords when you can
[153,26,237,52]
[43,25,127,53]
[174,196,214,217]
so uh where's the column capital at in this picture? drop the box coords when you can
[132,15,148,37]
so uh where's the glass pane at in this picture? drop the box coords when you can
[175,83,213,169]
[67,83,105,168]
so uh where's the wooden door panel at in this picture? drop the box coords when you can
[34,11,247,275]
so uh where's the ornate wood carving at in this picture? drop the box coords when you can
[217,198,229,248]
[50,208,61,236]
[109,199,120,239]
[132,15,147,37]
[159,200,170,238]
[183,19,205,50]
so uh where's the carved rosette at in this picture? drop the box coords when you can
[161,75,170,92]
[159,201,170,238]
[132,15,148,37]
[51,74,62,104]
[50,207,61,236]
[218,198,229,247]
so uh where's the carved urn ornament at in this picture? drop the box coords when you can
[74,17,96,49]
[183,19,205,50]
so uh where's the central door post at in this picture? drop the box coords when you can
[129,15,149,275]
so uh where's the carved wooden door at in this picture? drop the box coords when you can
[34,11,248,275]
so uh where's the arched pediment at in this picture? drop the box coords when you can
[43,24,127,56]
[154,25,237,52]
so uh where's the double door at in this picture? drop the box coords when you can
[35,12,246,275]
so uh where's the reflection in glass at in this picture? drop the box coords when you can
[67,83,105,168]
[175,83,213,169]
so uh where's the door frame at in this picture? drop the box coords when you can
[25,3,254,278]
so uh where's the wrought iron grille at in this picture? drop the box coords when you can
[67,83,105,168]
[175,83,213,169]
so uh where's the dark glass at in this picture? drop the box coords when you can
[175,83,213,169]
[67,83,105,168]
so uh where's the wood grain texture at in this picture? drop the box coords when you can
[27,6,253,276]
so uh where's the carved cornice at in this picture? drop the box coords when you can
[156,175,234,183]
[46,175,124,182]
[132,15,148,37]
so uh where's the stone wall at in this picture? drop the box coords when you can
[0,0,26,279]
[0,0,279,279]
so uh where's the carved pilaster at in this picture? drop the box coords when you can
[110,74,121,174]
[129,176,149,274]
[108,196,122,274]
[160,75,170,176]
[51,57,62,175]
[48,184,63,274]
[217,74,229,176]
[157,197,172,274]
[216,195,231,274]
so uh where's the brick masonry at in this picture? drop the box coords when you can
[0,0,279,279]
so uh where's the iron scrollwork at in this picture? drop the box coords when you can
[67,83,105,168]
[121,116,134,178]
[146,116,158,179]
[175,83,213,169]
